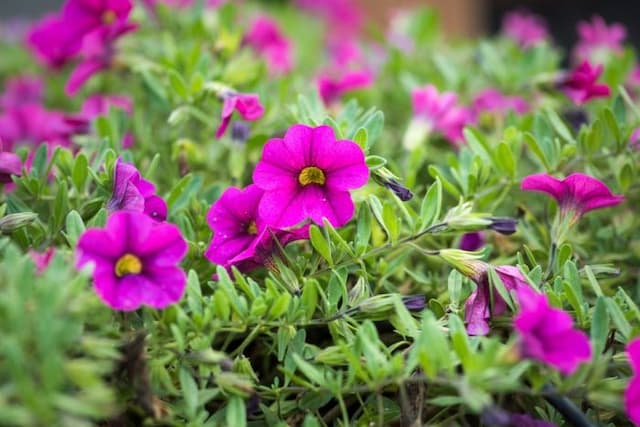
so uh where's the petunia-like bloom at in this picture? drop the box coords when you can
[463,264,530,336]
[0,150,21,184]
[215,92,264,139]
[107,158,167,221]
[244,16,293,75]
[317,70,374,105]
[626,338,640,425]
[205,184,308,271]
[472,88,529,116]
[0,76,44,110]
[558,61,611,105]
[253,124,369,228]
[26,14,84,68]
[76,210,188,311]
[501,10,549,48]
[513,285,592,375]
[573,15,626,63]
[405,85,473,149]
[521,173,623,223]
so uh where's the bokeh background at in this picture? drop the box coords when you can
[1,0,639,50]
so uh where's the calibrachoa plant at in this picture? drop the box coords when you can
[1,1,640,426]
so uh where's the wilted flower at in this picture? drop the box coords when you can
[205,184,308,271]
[472,88,529,116]
[513,285,592,375]
[558,61,611,105]
[317,70,374,105]
[625,338,640,425]
[405,85,473,149]
[573,15,626,63]
[521,173,623,223]
[77,210,188,310]
[0,151,22,184]
[244,16,292,75]
[215,92,264,139]
[107,158,167,221]
[253,124,369,228]
[501,10,549,48]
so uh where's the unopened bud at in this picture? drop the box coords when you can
[438,249,487,281]
[372,167,413,201]
[231,121,250,143]
[0,212,38,233]
[488,217,518,235]
[402,295,425,311]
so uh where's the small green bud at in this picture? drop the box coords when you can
[0,212,38,233]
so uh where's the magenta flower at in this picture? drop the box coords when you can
[573,15,626,63]
[253,124,369,228]
[29,247,56,274]
[0,76,44,110]
[26,14,84,68]
[107,158,167,222]
[472,88,529,116]
[0,151,21,184]
[626,338,640,425]
[317,70,374,105]
[205,184,308,271]
[559,61,611,105]
[215,92,265,139]
[514,285,592,375]
[501,10,549,48]
[76,210,188,311]
[295,0,362,38]
[407,85,473,148]
[0,104,80,151]
[464,264,530,336]
[521,173,623,222]
[82,94,133,116]
[244,16,293,75]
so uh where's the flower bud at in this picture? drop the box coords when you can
[402,295,426,311]
[487,217,518,235]
[371,167,413,201]
[231,121,250,143]
[0,212,38,233]
[437,249,486,281]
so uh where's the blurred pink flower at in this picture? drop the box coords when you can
[630,128,640,149]
[253,124,369,228]
[573,15,626,63]
[317,70,374,105]
[26,14,85,68]
[244,16,293,75]
[215,92,264,139]
[0,76,44,110]
[0,150,21,184]
[29,247,55,274]
[521,173,623,222]
[472,88,529,116]
[628,65,640,87]
[625,338,640,425]
[501,10,548,48]
[559,61,610,105]
[295,0,362,38]
[514,285,592,375]
[0,104,80,150]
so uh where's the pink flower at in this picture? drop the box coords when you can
[0,151,21,184]
[0,104,80,151]
[295,0,362,39]
[573,15,626,63]
[317,70,374,105]
[26,14,85,68]
[205,184,308,271]
[76,210,188,311]
[464,264,530,336]
[559,61,611,105]
[29,247,55,274]
[244,16,293,75]
[521,173,623,222]
[253,124,369,228]
[408,85,473,147]
[628,65,640,87]
[0,76,44,110]
[625,338,640,425]
[630,129,640,150]
[514,285,591,375]
[472,88,529,116]
[107,158,167,222]
[215,92,265,139]
[501,10,548,48]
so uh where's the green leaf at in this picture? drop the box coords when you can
[546,108,575,144]
[419,177,442,231]
[368,195,390,239]
[591,297,609,356]
[179,367,199,418]
[353,127,368,150]
[361,110,384,150]
[605,297,631,340]
[72,154,89,192]
[382,203,399,243]
[226,396,247,427]
[64,211,86,247]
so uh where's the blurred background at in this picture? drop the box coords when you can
[0,0,639,49]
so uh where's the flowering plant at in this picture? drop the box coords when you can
[0,1,639,426]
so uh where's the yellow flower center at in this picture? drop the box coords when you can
[298,166,326,186]
[115,254,142,277]
[246,220,258,235]
[102,10,117,25]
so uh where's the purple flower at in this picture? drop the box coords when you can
[521,173,623,222]
[317,70,374,105]
[501,10,549,48]
[205,184,308,271]
[573,15,626,63]
[0,151,21,184]
[215,93,265,139]
[626,338,640,425]
[26,14,84,69]
[0,76,44,110]
[244,16,293,75]
[482,407,556,427]
[464,264,530,336]
[76,211,188,311]
[253,124,369,228]
[407,85,473,148]
[402,295,425,311]
[559,61,611,105]
[472,88,529,116]
[107,158,167,222]
[514,285,592,375]
[459,232,485,251]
